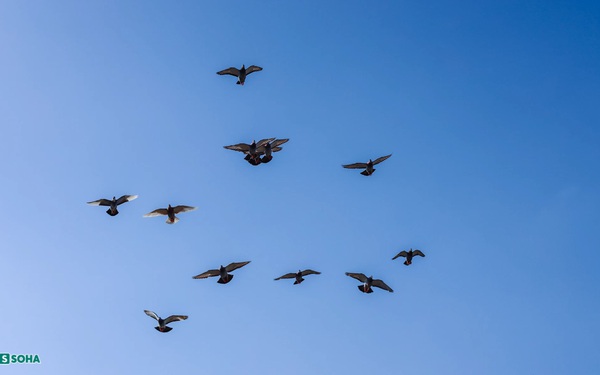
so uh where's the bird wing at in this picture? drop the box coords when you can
[245,65,263,75]
[372,279,394,292]
[217,67,240,76]
[274,273,296,280]
[271,147,283,152]
[143,208,168,217]
[87,198,112,206]
[164,315,188,324]
[257,138,276,147]
[412,250,426,257]
[224,143,251,152]
[116,195,138,205]
[271,138,289,148]
[392,251,408,260]
[192,269,220,279]
[172,205,197,214]
[226,261,251,272]
[342,162,368,169]
[301,269,321,276]
[144,310,159,321]
[372,154,392,165]
[345,272,367,282]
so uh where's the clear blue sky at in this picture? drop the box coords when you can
[1,1,599,374]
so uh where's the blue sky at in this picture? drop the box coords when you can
[1,1,599,374]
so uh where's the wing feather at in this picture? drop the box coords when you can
[164,315,188,324]
[116,195,138,205]
[342,162,368,169]
[224,143,251,152]
[245,65,263,75]
[143,208,168,217]
[301,269,321,276]
[412,250,426,257]
[225,261,251,272]
[217,67,240,76]
[192,269,220,279]
[345,272,368,282]
[144,310,159,321]
[274,273,296,280]
[372,279,394,292]
[87,198,112,206]
[271,138,289,148]
[392,251,408,260]
[372,154,392,165]
[172,205,197,214]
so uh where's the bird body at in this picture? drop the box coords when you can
[87,195,138,216]
[392,248,425,265]
[143,204,197,224]
[217,64,263,85]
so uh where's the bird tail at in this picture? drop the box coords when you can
[155,326,172,333]
[166,216,180,224]
[360,169,374,176]
[236,81,242,85]
[261,155,273,163]
[358,285,373,293]
[404,260,411,266]
[106,208,118,216]
[293,277,304,285]
[218,274,234,284]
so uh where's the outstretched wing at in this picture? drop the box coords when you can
[192,269,220,279]
[271,138,289,148]
[301,269,321,276]
[172,205,197,214]
[226,261,251,272]
[143,208,168,217]
[245,65,263,75]
[372,154,392,165]
[224,143,251,152]
[372,279,394,292]
[164,315,188,324]
[144,310,159,321]
[87,198,112,207]
[116,195,138,206]
[392,251,408,260]
[256,138,276,147]
[342,162,368,169]
[271,146,283,152]
[412,250,425,257]
[345,272,368,282]
[274,273,296,280]
[217,67,240,77]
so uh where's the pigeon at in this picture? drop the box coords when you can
[87,195,138,216]
[143,204,197,224]
[274,269,321,285]
[217,64,263,85]
[392,248,425,266]
[193,261,251,284]
[224,138,275,166]
[345,272,393,293]
[144,310,188,333]
[256,138,289,163]
[342,154,392,176]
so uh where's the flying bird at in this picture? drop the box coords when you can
[274,269,321,285]
[193,261,251,284]
[345,272,393,293]
[87,195,138,216]
[224,138,275,166]
[143,204,197,224]
[144,310,188,333]
[392,248,425,266]
[217,64,263,85]
[257,138,289,163]
[342,154,392,176]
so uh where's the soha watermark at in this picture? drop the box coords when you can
[0,353,41,365]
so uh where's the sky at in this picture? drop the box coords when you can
[1,0,599,374]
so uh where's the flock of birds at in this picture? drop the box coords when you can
[87,64,426,333]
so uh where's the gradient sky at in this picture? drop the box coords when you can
[1,1,599,374]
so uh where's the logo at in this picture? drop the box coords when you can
[0,353,40,365]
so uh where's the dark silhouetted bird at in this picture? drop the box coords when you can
[345,272,393,293]
[143,204,197,224]
[274,269,321,284]
[342,154,392,176]
[217,64,262,85]
[144,310,188,333]
[224,138,275,166]
[392,248,425,265]
[87,195,138,216]
[193,261,251,284]
[257,138,289,163]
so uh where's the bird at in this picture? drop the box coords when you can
[193,261,251,284]
[345,272,393,293]
[224,138,275,166]
[143,204,197,224]
[342,154,392,176]
[87,195,138,216]
[217,64,263,85]
[392,248,425,266]
[144,310,188,333]
[256,138,289,163]
[274,269,321,285]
